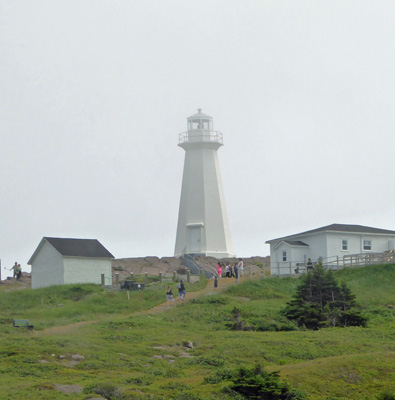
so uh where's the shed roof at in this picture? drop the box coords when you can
[28,237,114,264]
[266,223,395,244]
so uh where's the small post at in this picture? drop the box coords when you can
[145,272,148,284]
[159,272,163,283]
[187,270,190,283]
[127,290,130,300]
[289,262,292,275]
[250,265,252,279]
[130,272,134,281]
[173,271,177,282]
[115,273,119,286]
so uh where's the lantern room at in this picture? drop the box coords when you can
[187,109,213,131]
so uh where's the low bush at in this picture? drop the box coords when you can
[226,364,306,399]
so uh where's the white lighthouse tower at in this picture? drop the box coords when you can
[174,109,235,258]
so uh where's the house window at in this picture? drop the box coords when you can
[282,251,287,262]
[341,239,348,251]
[363,240,372,251]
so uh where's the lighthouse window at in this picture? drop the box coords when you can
[190,120,200,130]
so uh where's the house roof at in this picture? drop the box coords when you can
[28,237,114,264]
[266,223,395,244]
[283,240,309,246]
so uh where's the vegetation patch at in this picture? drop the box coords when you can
[0,265,394,399]
[226,364,306,399]
[283,264,367,329]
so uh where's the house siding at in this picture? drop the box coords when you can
[31,241,64,289]
[63,257,112,286]
[327,232,393,255]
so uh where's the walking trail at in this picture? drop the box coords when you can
[35,274,256,336]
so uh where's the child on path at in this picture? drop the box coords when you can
[166,286,175,308]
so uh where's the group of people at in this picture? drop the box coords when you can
[166,279,186,308]
[216,258,244,280]
[10,262,22,279]
[166,259,245,306]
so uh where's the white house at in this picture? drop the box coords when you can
[28,237,114,289]
[266,224,395,275]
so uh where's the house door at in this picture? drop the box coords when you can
[189,227,201,252]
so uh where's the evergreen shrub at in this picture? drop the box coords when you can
[283,263,367,329]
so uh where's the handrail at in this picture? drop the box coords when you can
[179,130,223,144]
[180,253,215,279]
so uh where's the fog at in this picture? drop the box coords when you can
[1,1,395,277]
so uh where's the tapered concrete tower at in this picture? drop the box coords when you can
[174,110,235,258]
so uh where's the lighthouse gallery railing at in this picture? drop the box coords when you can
[179,130,223,144]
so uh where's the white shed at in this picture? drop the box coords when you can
[266,224,395,275]
[28,237,114,289]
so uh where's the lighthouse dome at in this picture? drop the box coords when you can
[187,109,213,131]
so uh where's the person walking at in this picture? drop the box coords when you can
[237,258,244,277]
[16,264,22,279]
[166,286,175,308]
[177,280,186,302]
[234,262,239,282]
[10,262,20,279]
[216,262,222,278]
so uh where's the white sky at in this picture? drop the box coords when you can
[1,1,395,278]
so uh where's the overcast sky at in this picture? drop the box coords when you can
[1,1,395,278]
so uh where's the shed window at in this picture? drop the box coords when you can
[282,251,287,262]
[341,239,348,251]
[363,240,372,251]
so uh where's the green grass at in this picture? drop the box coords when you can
[0,265,394,399]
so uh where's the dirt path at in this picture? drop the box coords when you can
[35,275,254,336]
[141,275,242,314]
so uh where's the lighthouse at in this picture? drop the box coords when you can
[174,109,235,258]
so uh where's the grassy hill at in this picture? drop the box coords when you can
[0,264,394,399]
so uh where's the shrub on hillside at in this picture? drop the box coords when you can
[84,382,125,399]
[225,364,306,399]
[283,263,367,330]
[377,392,395,400]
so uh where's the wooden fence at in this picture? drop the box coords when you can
[272,250,395,276]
